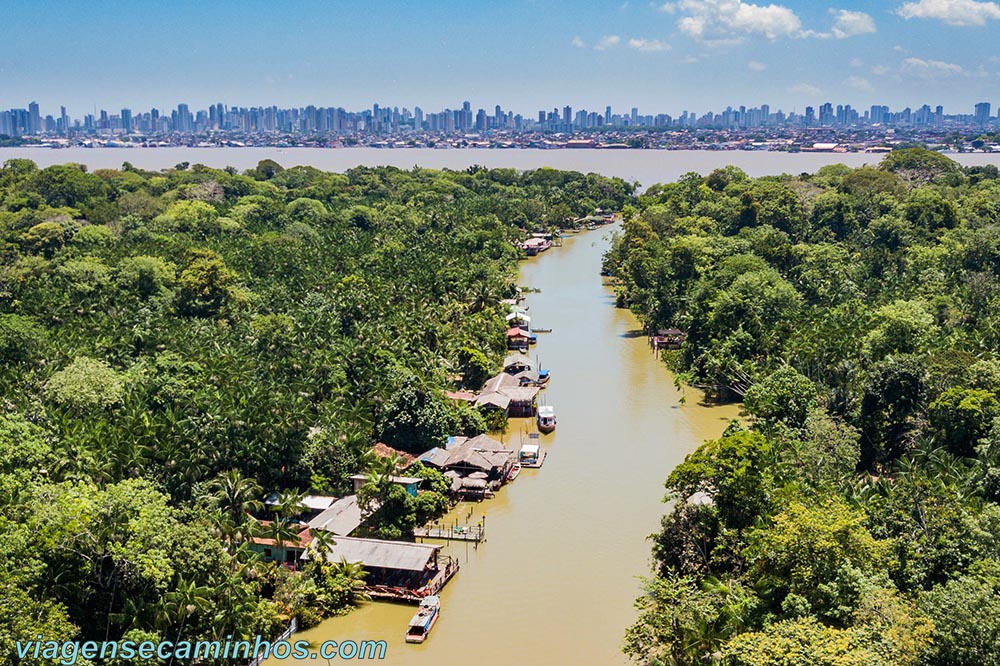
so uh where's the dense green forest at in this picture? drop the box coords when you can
[606,149,1000,665]
[0,157,632,664]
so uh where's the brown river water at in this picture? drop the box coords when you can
[269,226,741,665]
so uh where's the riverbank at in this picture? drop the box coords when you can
[270,225,740,665]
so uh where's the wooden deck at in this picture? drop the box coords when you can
[521,448,547,469]
[414,524,485,542]
[365,558,460,604]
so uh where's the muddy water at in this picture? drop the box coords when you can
[272,226,740,665]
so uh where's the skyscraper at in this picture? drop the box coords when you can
[975,102,991,125]
[28,101,40,134]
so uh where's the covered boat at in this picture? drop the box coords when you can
[405,595,441,643]
[537,405,556,433]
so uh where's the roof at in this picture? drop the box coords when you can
[504,312,531,323]
[443,390,477,403]
[506,327,529,338]
[475,392,511,410]
[349,473,422,486]
[483,372,519,392]
[308,495,363,536]
[519,443,540,454]
[373,442,417,467]
[538,405,554,417]
[252,522,314,548]
[302,495,337,512]
[503,353,533,369]
[322,536,442,572]
[418,435,512,473]
[503,386,540,403]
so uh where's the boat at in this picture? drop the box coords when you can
[532,328,552,333]
[537,405,556,433]
[507,462,522,481]
[405,595,441,644]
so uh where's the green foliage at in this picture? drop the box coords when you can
[928,387,1000,457]
[743,366,818,429]
[619,157,1000,664]
[45,356,124,411]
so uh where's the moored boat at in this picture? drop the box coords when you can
[537,405,556,433]
[507,462,522,481]
[405,595,441,644]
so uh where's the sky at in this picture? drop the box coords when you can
[2,0,1000,118]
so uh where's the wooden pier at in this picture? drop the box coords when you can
[414,524,485,542]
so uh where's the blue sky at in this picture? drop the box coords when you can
[2,0,999,117]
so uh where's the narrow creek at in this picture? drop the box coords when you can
[272,225,741,665]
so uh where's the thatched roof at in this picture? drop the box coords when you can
[321,536,441,572]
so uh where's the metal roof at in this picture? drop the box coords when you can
[322,536,441,572]
[308,495,364,536]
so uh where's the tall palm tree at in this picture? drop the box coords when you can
[210,470,263,526]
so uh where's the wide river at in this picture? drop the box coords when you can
[5,146,1000,189]
[268,227,741,665]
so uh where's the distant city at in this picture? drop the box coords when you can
[4,99,1000,151]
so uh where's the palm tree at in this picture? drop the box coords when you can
[307,528,336,559]
[330,557,370,605]
[157,578,211,666]
[271,488,307,519]
[209,470,263,526]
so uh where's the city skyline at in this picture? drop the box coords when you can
[3,1,1000,112]
[4,96,1000,139]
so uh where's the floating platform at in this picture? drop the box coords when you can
[414,524,485,542]
[521,449,547,469]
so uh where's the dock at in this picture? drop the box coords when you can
[414,524,485,542]
[521,448,547,469]
[365,557,460,604]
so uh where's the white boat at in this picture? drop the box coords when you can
[507,462,522,481]
[405,595,440,643]
[537,405,556,433]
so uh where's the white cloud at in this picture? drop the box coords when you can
[662,1,873,42]
[897,0,1000,26]
[594,35,622,50]
[844,75,875,92]
[850,57,864,67]
[747,60,768,71]
[830,9,876,38]
[900,56,964,77]
[667,0,803,41]
[789,82,822,96]
[871,64,891,75]
[571,36,586,48]
[628,37,671,51]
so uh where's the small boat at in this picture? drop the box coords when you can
[507,462,522,481]
[405,596,440,644]
[537,405,556,433]
[533,328,552,333]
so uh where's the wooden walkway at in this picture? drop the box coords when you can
[414,524,485,542]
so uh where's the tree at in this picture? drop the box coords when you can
[0,314,47,363]
[743,366,818,430]
[745,499,887,625]
[722,617,880,666]
[45,356,124,411]
[920,569,1000,666]
[175,248,239,317]
[928,387,1000,457]
[666,431,775,531]
[208,470,263,528]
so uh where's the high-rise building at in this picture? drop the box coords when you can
[120,108,133,133]
[28,101,40,134]
[975,101,992,125]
